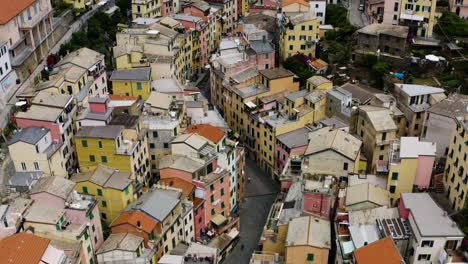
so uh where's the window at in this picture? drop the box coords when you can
[89,155,95,162]
[82,186,88,194]
[97,189,103,196]
[289,45,294,50]
[34,162,39,170]
[92,225,96,232]
[163,143,169,148]
[301,25,305,30]
[101,156,108,163]
[136,82,142,90]
[84,230,89,239]
[307,253,314,261]
[389,185,396,193]
[417,254,431,261]
[211,209,215,215]
[87,245,91,253]
[392,172,398,180]
[221,188,225,196]
[124,186,129,194]
[393,14,398,20]
[421,240,434,247]
[153,131,158,138]
[343,163,348,170]
[101,213,107,220]
[150,143,155,148]
[82,140,88,147]
[98,141,103,148]
[382,132,387,140]
[210,195,214,202]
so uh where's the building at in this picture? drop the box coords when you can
[113,44,147,70]
[306,76,332,91]
[355,24,409,58]
[110,67,152,100]
[25,176,104,264]
[303,128,362,179]
[353,105,398,173]
[275,127,311,176]
[309,0,326,24]
[387,137,436,205]
[52,47,108,97]
[131,0,162,19]
[353,237,404,264]
[285,216,331,264]
[74,125,151,189]
[444,118,468,210]
[8,126,67,178]
[0,232,68,264]
[422,94,468,158]
[449,0,468,18]
[393,84,446,137]
[399,193,465,264]
[345,183,390,211]
[278,11,320,60]
[96,232,150,263]
[0,0,66,83]
[70,164,135,224]
[0,198,33,240]
[0,40,17,111]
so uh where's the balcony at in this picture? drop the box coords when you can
[18,8,53,29]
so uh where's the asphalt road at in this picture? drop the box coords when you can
[346,0,369,28]
[224,158,279,264]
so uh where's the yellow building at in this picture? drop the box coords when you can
[279,12,320,61]
[354,105,397,173]
[306,76,333,91]
[113,44,149,70]
[74,123,151,189]
[285,216,330,264]
[398,0,437,37]
[444,119,468,210]
[387,137,436,206]
[110,67,152,100]
[71,164,135,224]
[131,0,162,19]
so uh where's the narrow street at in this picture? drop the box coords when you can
[344,0,369,28]
[224,158,280,264]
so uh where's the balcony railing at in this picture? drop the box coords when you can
[18,8,52,29]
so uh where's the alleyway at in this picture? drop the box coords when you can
[224,158,280,264]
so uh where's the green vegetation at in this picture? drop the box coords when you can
[435,11,468,38]
[51,0,72,16]
[412,78,439,86]
[359,54,391,88]
[318,5,356,64]
[59,12,127,69]
[282,57,313,87]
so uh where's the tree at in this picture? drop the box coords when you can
[434,11,468,38]
[325,5,350,28]
[283,57,314,87]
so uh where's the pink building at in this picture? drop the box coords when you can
[249,0,280,13]
[172,13,204,30]
[449,0,468,18]
[365,0,385,24]
[399,137,436,188]
[29,176,104,251]
[303,192,332,218]
[162,0,175,16]
[77,96,114,128]
[275,127,310,176]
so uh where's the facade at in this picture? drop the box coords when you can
[285,216,331,264]
[132,0,163,19]
[309,0,326,24]
[399,193,465,264]
[449,0,468,18]
[393,83,446,137]
[74,125,151,189]
[71,164,135,224]
[275,127,311,176]
[0,0,65,83]
[303,128,362,179]
[110,67,152,100]
[96,233,150,263]
[355,24,409,57]
[422,94,468,158]
[278,12,320,60]
[353,105,397,173]
[15,91,77,174]
[0,40,16,109]
[387,137,436,205]
[444,118,468,210]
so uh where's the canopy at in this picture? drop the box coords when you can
[425,54,439,62]
[211,214,228,226]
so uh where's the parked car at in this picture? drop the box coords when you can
[358,4,364,11]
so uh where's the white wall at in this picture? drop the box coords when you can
[309,1,327,24]
[422,113,454,158]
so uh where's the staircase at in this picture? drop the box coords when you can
[433,173,445,193]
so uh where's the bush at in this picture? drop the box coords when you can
[325,5,350,28]
[434,11,468,38]
[283,57,314,87]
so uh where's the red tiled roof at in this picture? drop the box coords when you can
[354,237,402,264]
[108,94,138,101]
[282,0,309,7]
[0,0,35,24]
[159,178,195,197]
[193,197,205,209]
[111,210,157,233]
[186,124,225,143]
[0,232,50,264]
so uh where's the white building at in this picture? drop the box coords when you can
[309,0,327,24]
[400,193,464,264]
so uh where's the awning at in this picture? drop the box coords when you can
[211,214,228,226]
[400,13,424,21]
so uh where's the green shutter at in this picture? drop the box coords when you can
[98,141,103,148]
[89,155,95,162]
[153,131,158,138]
[101,156,108,163]
[102,200,107,207]
[307,254,314,261]
[82,186,88,194]
[97,189,103,196]
[82,140,88,147]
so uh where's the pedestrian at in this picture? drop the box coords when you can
[240,244,244,250]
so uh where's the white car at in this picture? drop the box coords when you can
[358,3,365,11]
